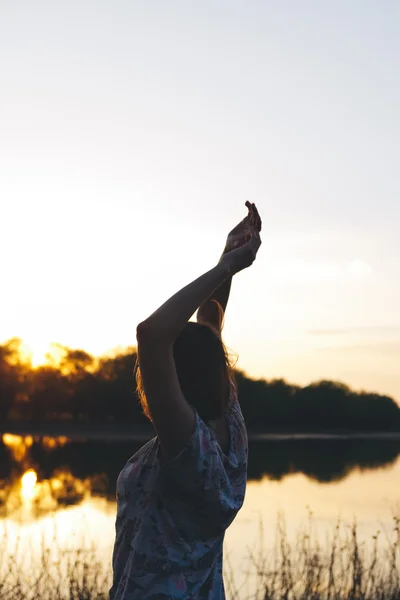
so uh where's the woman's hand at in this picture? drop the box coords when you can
[223,201,262,254]
[219,202,261,275]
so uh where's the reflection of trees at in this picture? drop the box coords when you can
[247,439,400,482]
[30,440,142,498]
[0,442,12,479]
[1,338,399,431]
[2,437,400,497]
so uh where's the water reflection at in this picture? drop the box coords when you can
[247,438,400,482]
[21,469,37,501]
[1,433,69,464]
[1,433,400,519]
[0,467,89,519]
[2,433,34,461]
[0,434,91,519]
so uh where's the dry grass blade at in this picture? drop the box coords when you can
[0,512,399,599]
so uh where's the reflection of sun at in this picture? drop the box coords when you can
[2,434,33,462]
[21,469,37,501]
[42,436,69,450]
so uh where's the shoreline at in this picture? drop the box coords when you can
[2,422,400,442]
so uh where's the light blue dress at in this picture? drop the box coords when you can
[110,384,248,599]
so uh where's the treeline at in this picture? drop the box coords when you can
[1,338,399,431]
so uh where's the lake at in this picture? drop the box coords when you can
[1,431,400,599]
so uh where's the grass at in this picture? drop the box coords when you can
[0,515,111,600]
[225,512,400,600]
[0,514,399,600]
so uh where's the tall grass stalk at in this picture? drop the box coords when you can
[0,515,399,599]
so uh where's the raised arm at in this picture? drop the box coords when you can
[136,204,262,459]
[197,202,262,331]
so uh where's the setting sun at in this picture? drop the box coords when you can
[20,340,51,368]
[17,339,66,369]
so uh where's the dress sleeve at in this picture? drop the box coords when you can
[160,382,248,532]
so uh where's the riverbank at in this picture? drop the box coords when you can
[2,421,400,441]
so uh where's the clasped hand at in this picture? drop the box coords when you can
[219,201,262,275]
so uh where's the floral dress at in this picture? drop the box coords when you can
[109,383,248,599]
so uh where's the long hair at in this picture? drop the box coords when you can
[136,319,235,423]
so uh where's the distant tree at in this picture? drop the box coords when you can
[2,340,399,431]
[294,380,351,429]
[27,366,70,420]
[58,348,96,421]
[344,391,400,430]
[236,371,299,429]
[0,338,28,421]
[94,349,144,423]
[59,348,95,377]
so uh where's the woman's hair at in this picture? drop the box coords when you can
[135,320,235,423]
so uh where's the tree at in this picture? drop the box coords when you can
[0,338,28,422]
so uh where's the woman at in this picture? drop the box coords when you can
[110,202,262,599]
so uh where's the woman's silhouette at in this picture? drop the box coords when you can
[110,202,262,599]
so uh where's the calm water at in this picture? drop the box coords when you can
[1,432,400,597]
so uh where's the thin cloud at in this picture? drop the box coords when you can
[308,326,400,336]
[269,257,374,284]
[308,329,348,336]
[346,259,373,277]
[317,342,400,356]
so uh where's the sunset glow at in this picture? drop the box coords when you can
[0,2,399,401]
[19,340,53,368]
[1,6,400,599]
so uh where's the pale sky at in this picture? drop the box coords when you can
[1,1,399,401]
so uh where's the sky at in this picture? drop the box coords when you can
[1,1,399,401]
